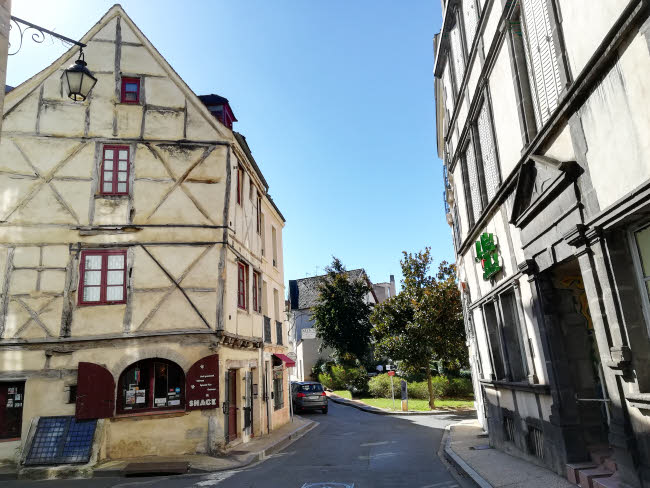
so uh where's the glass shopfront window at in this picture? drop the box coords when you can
[118,359,184,414]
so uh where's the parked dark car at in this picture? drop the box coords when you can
[292,381,328,414]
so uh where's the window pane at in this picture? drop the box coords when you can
[119,150,128,160]
[103,171,113,182]
[103,160,113,170]
[106,286,123,301]
[635,226,650,277]
[123,363,150,410]
[83,286,100,302]
[500,291,527,381]
[125,83,138,92]
[107,254,124,270]
[124,92,137,101]
[84,255,102,270]
[103,149,114,160]
[118,172,127,182]
[103,182,113,193]
[117,183,127,193]
[107,270,124,285]
[154,362,168,408]
[83,270,101,286]
[118,160,127,171]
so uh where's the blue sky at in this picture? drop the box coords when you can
[7,1,450,290]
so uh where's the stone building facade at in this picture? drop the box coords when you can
[0,5,291,470]
[434,0,650,487]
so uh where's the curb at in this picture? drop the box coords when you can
[327,394,475,416]
[442,424,493,488]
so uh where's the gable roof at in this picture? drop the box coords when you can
[3,4,229,142]
[289,269,371,310]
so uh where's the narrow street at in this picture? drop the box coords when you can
[4,403,475,488]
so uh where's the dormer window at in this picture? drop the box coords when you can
[198,94,238,129]
[121,77,140,104]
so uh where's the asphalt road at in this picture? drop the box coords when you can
[5,402,476,488]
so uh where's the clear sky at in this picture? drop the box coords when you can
[7,0,450,291]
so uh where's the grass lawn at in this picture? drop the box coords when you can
[331,390,474,411]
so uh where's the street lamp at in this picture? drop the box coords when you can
[61,50,97,102]
[9,16,97,101]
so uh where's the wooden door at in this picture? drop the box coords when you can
[227,370,237,442]
[76,362,115,420]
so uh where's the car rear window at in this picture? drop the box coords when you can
[299,384,323,392]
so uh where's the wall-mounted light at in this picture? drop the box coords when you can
[61,50,97,102]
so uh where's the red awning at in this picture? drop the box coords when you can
[273,354,296,367]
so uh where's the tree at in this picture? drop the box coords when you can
[371,248,466,409]
[311,257,373,363]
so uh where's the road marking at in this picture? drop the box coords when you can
[301,483,355,488]
[194,470,238,486]
[359,441,394,447]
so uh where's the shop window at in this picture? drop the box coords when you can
[100,145,129,195]
[238,262,248,310]
[499,290,527,382]
[273,367,284,410]
[120,77,140,104]
[78,250,127,305]
[631,223,650,336]
[0,382,25,439]
[117,359,184,414]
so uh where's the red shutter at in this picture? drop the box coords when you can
[75,362,115,420]
[186,355,219,411]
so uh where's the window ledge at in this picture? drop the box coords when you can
[626,393,650,411]
[0,437,20,443]
[479,379,550,394]
[113,409,187,420]
[94,194,129,200]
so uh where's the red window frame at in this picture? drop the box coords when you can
[78,249,127,306]
[238,262,248,310]
[116,359,185,415]
[237,166,243,205]
[120,77,140,104]
[100,145,130,196]
[252,271,261,313]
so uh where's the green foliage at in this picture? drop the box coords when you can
[448,378,474,397]
[370,248,467,408]
[311,258,373,361]
[430,375,450,398]
[368,374,402,398]
[317,373,334,389]
[328,365,368,396]
[406,381,431,400]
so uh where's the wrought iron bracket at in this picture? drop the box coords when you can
[9,15,86,56]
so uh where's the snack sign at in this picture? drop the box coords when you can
[186,354,219,411]
[475,233,502,280]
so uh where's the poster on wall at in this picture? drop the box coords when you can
[125,390,136,405]
[136,390,146,404]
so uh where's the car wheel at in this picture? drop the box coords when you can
[323,408,328,414]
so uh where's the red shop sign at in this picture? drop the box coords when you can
[186,355,219,410]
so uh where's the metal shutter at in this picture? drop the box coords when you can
[465,137,483,222]
[450,13,466,95]
[443,62,455,114]
[477,100,500,202]
[463,0,479,52]
[521,0,563,127]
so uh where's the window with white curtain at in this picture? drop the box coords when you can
[463,0,479,52]
[477,100,500,202]
[450,12,466,96]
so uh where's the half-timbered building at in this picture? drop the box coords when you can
[0,4,291,470]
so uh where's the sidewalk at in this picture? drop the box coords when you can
[9,415,317,481]
[327,392,475,416]
[443,420,574,488]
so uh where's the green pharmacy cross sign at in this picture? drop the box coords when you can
[475,233,502,280]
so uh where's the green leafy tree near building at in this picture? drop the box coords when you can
[371,248,466,409]
[311,257,373,363]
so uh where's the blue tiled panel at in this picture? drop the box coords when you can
[25,417,97,465]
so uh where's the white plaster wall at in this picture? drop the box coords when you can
[557,0,628,78]
[582,31,650,210]
[488,43,524,180]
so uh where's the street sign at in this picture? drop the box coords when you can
[387,371,395,376]
[301,328,316,339]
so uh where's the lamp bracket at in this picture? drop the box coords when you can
[9,15,86,56]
